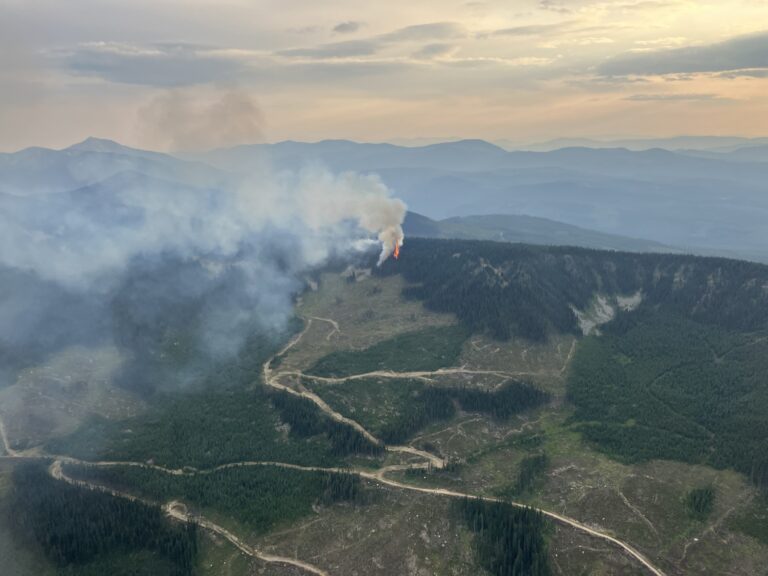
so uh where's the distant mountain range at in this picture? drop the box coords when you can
[403,212,681,254]
[4,136,768,263]
[0,137,225,196]
[506,136,768,153]
[191,138,768,261]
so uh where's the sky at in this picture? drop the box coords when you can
[2,0,768,151]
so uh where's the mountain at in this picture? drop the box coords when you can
[0,138,224,196]
[7,136,768,262]
[194,139,768,261]
[680,144,768,163]
[403,212,681,254]
[193,138,513,174]
[510,136,768,152]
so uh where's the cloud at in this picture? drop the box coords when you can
[278,21,466,63]
[412,43,458,60]
[333,21,363,34]
[625,93,730,101]
[539,0,681,12]
[538,0,573,13]
[380,22,467,42]
[482,22,573,38]
[57,42,256,86]
[278,39,379,59]
[718,68,768,79]
[599,31,768,76]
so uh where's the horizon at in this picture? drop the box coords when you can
[6,133,768,156]
[2,1,768,152]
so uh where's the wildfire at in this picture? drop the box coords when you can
[394,243,400,259]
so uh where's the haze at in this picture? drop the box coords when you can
[3,0,768,151]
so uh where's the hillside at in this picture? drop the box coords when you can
[378,238,768,340]
[4,237,768,575]
[192,139,768,261]
[403,212,679,254]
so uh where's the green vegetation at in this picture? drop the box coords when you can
[308,325,467,377]
[64,464,362,535]
[10,462,197,575]
[59,551,187,576]
[684,486,715,520]
[728,496,768,545]
[110,255,303,396]
[309,377,550,444]
[306,378,453,444]
[507,453,550,497]
[457,497,550,576]
[378,238,768,341]
[452,383,551,421]
[270,389,384,456]
[47,387,340,468]
[377,386,456,444]
[568,313,768,488]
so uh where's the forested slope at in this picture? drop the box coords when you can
[378,238,768,487]
[378,238,768,341]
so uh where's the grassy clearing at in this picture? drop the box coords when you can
[308,325,468,377]
[459,333,575,396]
[0,345,144,451]
[283,272,457,372]
[258,481,480,576]
[729,496,768,545]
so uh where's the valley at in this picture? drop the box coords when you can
[4,247,768,575]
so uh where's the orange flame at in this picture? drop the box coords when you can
[394,243,400,259]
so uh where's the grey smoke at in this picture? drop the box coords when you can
[0,96,407,390]
[138,89,264,152]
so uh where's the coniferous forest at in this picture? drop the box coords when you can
[378,238,768,341]
[10,463,198,575]
[63,464,363,535]
[457,497,550,576]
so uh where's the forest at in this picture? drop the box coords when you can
[64,464,363,534]
[308,325,468,377]
[685,486,715,520]
[377,238,768,341]
[568,312,768,488]
[307,377,550,445]
[10,462,197,575]
[270,389,384,455]
[109,256,303,396]
[456,497,550,576]
[47,386,343,468]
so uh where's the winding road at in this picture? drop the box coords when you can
[0,313,668,576]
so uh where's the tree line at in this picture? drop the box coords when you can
[11,462,197,575]
[456,497,550,576]
[270,388,384,456]
[64,463,364,536]
[376,238,768,341]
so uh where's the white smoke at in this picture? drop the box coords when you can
[0,141,407,372]
[0,160,406,290]
[0,90,408,384]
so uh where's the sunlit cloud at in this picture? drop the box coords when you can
[600,31,768,76]
[2,0,768,149]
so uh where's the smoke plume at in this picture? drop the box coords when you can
[0,95,407,391]
[138,89,264,152]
